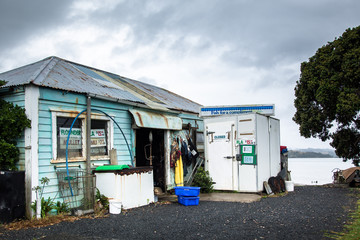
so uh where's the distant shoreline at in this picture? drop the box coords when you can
[288,150,336,158]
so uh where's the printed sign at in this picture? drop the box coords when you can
[241,154,257,165]
[214,135,227,141]
[60,128,82,149]
[59,128,106,149]
[237,139,255,145]
[200,104,275,117]
[242,146,253,154]
[240,144,255,154]
[243,156,255,164]
[90,129,106,147]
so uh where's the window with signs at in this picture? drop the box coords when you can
[54,114,111,161]
[57,117,83,159]
[90,120,108,156]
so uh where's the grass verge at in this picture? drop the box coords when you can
[326,190,360,239]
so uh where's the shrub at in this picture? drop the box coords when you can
[54,201,69,214]
[31,197,56,218]
[31,177,69,218]
[96,188,109,210]
[192,167,214,193]
[0,94,31,170]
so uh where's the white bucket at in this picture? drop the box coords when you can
[285,181,294,192]
[109,199,122,214]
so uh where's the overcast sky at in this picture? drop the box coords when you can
[1,0,359,150]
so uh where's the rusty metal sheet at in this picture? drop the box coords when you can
[127,79,201,113]
[129,109,182,130]
[0,56,202,114]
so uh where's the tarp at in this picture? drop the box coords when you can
[342,167,360,182]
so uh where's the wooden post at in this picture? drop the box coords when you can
[86,96,91,174]
[85,96,92,208]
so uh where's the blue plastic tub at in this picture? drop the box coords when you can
[178,196,200,206]
[174,186,200,197]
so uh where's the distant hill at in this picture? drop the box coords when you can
[288,148,337,158]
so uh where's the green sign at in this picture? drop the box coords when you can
[241,155,257,165]
[240,144,257,165]
[240,145,255,154]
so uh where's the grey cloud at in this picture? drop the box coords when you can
[1,0,360,73]
[82,0,360,71]
[0,0,72,51]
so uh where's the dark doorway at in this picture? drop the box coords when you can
[135,129,165,191]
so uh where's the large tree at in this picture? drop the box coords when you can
[293,26,360,166]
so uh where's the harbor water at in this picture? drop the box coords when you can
[288,158,354,185]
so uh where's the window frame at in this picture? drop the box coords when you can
[51,110,114,163]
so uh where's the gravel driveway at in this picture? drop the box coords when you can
[0,186,358,240]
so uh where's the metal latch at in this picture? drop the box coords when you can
[224,156,235,159]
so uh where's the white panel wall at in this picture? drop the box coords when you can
[269,118,281,176]
[255,114,271,191]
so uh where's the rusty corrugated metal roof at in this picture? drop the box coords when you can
[0,56,201,113]
[129,109,182,130]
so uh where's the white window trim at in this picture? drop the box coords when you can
[51,109,114,163]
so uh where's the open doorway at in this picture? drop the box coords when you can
[135,128,165,191]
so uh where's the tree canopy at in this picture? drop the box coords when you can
[293,26,360,166]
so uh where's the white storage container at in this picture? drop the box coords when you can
[95,167,154,209]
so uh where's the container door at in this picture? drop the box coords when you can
[237,114,258,192]
[206,119,236,190]
[269,118,281,176]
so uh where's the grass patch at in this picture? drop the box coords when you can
[326,189,360,239]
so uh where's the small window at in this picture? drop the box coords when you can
[90,119,108,156]
[57,117,83,159]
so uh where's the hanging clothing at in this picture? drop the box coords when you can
[181,140,191,165]
[170,138,178,168]
[175,152,184,186]
[187,137,199,160]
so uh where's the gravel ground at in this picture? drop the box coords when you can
[0,186,358,240]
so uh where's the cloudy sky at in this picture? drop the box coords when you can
[1,0,359,150]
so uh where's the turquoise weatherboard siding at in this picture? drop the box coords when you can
[0,87,26,171]
[38,87,133,202]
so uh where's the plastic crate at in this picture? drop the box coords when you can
[174,186,200,197]
[178,196,200,206]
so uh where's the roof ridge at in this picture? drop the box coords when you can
[29,56,59,84]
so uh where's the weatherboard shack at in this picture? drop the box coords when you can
[0,56,204,217]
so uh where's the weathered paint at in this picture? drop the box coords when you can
[129,109,182,130]
[37,87,134,204]
[0,56,201,114]
[24,85,40,218]
[95,168,154,209]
